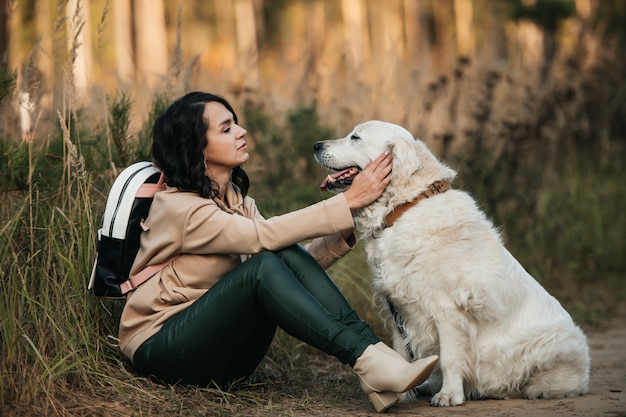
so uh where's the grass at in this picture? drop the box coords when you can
[1,1,625,415]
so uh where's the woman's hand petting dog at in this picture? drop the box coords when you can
[343,151,392,211]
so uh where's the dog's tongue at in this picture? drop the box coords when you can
[319,168,357,191]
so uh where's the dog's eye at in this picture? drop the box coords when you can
[350,134,361,140]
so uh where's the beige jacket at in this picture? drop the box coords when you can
[119,184,356,360]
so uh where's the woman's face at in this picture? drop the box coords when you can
[202,101,249,177]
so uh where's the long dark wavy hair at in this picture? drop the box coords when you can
[152,92,249,199]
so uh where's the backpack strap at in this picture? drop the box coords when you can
[135,172,166,197]
[119,255,179,295]
[119,171,171,295]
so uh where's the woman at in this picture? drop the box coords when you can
[119,92,438,413]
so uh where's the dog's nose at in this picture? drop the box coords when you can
[313,142,324,152]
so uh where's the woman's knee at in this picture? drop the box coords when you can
[274,244,321,271]
[217,252,293,297]
[248,251,292,279]
[276,244,311,261]
[251,251,282,267]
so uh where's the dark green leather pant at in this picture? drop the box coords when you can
[133,244,379,386]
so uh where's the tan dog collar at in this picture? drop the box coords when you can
[384,180,451,227]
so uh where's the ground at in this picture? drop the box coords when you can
[268,302,626,417]
[46,301,624,417]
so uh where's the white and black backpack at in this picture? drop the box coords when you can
[89,161,173,298]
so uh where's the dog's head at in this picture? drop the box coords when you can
[314,121,422,192]
[314,120,455,194]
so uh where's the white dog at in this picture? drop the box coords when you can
[314,121,590,407]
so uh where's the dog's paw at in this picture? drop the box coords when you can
[431,390,465,407]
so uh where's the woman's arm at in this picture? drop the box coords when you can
[181,193,355,255]
[161,152,391,257]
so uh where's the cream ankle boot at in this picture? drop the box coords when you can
[353,342,439,413]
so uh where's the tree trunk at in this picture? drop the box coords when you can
[369,0,404,119]
[403,0,430,70]
[212,0,236,73]
[454,0,474,58]
[234,0,258,91]
[473,0,507,66]
[575,0,593,20]
[133,0,168,89]
[432,0,454,72]
[341,0,370,69]
[114,0,133,87]
[305,0,325,72]
[514,20,544,79]
[33,0,52,90]
[371,0,404,60]
[66,0,92,103]
[0,0,10,68]
[51,0,67,114]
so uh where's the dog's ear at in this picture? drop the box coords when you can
[390,137,421,185]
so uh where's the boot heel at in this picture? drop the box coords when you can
[367,391,399,413]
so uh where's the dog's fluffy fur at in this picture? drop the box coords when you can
[314,121,590,407]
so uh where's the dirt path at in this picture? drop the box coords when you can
[381,303,626,417]
[304,302,625,417]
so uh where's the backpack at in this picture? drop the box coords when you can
[89,161,173,298]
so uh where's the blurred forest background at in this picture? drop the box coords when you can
[0,0,625,416]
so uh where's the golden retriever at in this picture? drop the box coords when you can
[314,121,590,406]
